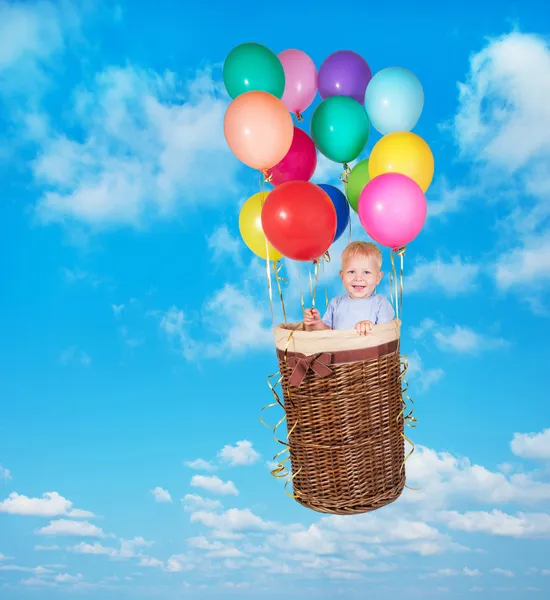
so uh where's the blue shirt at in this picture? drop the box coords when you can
[322,293,395,330]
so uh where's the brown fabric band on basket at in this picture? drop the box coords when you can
[277,339,399,387]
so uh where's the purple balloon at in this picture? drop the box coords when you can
[318,50,372,104]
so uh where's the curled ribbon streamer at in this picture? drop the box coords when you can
[339,162,351,184]
[321,256,329,310]
[297,263,305,318]
[262,168,273,183]
[272,260,288,324]
[259,327,304,499]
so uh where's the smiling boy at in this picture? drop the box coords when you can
[304,241,395,335]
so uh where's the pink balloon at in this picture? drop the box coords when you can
[358,173,427,249]
[279,49,318,116]
[270,127,317,186]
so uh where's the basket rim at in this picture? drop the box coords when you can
[273,319,401,355]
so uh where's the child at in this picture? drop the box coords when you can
[304,241,395,335]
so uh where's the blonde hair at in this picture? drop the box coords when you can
[341,241,382,269]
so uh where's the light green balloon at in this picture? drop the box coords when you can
[223,42,285,99]
[345,158,371,212]
[311,96,370,164]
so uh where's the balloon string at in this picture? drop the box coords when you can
[339,162,351,184]
[298,263,305,319]
[259,173,274,326]
[272,260,288,324]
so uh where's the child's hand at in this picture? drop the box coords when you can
[304,308,321,328]
[355,320,373,336]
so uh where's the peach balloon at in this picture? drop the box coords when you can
[224,91,294,170]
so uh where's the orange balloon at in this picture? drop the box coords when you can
[224,91,293,170]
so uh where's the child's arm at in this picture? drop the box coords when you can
[304,308,331,331]
[376,296,396,323]
[304,308,332,331]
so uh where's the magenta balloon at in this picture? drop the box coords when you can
[357,173,427,249]
[270,127,317,186]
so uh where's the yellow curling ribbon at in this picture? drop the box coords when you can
[260,326,303,498]
[339,162,351,184]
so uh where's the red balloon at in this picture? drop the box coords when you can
[269,127,317,186]
[261,181,336,261]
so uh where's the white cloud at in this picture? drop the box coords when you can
[406,256,481,296]
[164,554,196,573]
[0,553,11,561]
[495,234,550,290]
[406,350,444,393]
[31,65,239,230]
[59,346,91,367]
[0,564,53,574]
[450,32,550,297]
[404,445,550,508]
[200,284,273,356]
[189,508,276,537]
[0,1,69,72]
[0,465,11,480]
[492,568,515,577]
[182,494,223,512]
[151,487,172,503]
[138,557,164,568]
[207,225,242,265]
[436,510,550,538]
[218,441,260,467]
[453,32,550,170]
[184,458,217,472]
[190,475,238,496]
[34,545,60,552]
[511,429,550,460]
[0,491,93,518]
[55,573,84,583]
[112,304,124,317]
[71,536,151,560]
[187,536,245,558]
[434,325,508,354]
[411,319,508,354]
[160,284,273,360]
[37,519,105,538]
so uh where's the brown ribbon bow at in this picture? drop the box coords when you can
[286,352,333,387]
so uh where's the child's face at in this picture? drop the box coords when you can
[340,254,383,299]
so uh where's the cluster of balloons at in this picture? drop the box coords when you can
[223,42,433,262]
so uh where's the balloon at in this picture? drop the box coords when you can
[345,158,371,213]
[279,49,318,116]
[269,127,317,186]
[369,132,434,192]
[318,50,372,104]
[223,42,285,99]
[238,192,283,261]
[224,91,293,170]
[365,67,424,134]
[318,184,350,242]
[358,173,427,249]
[261,181,336,261]
[311,96,370,163]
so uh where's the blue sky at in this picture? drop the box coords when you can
[1,0,550,598]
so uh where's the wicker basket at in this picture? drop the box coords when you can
[272,319,405,515]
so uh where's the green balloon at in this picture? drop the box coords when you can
[345,158,371,212]
[223,42,285,99]
[311,96,370,164]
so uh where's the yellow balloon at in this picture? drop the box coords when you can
[238,192,283,261]
[369,132,434,192]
